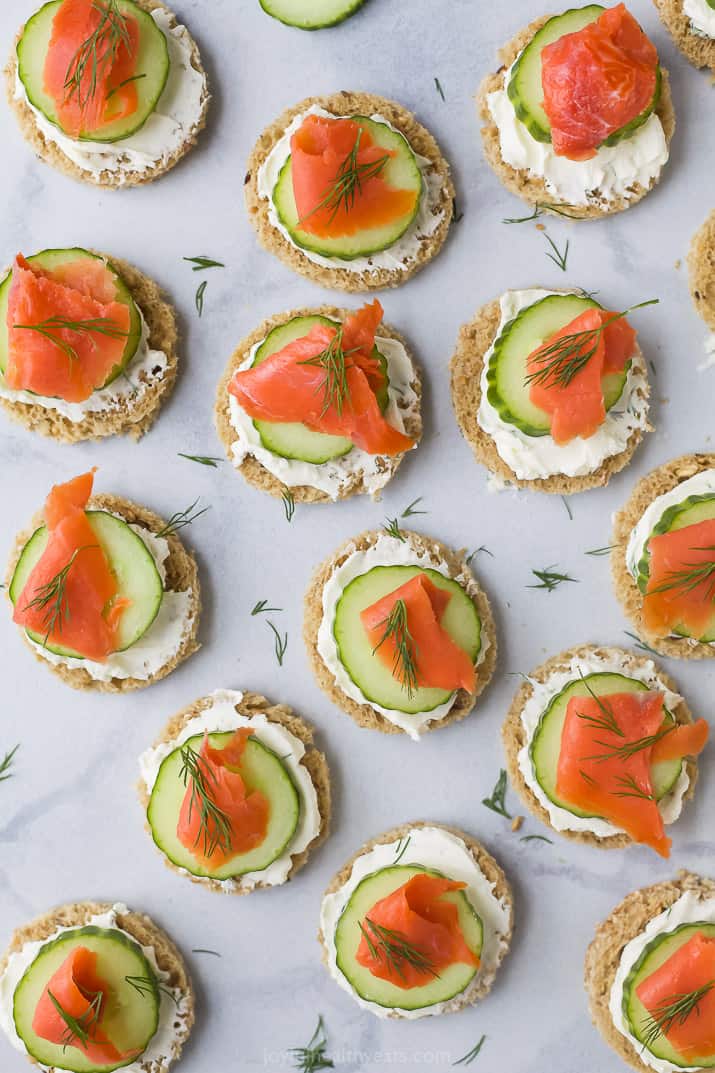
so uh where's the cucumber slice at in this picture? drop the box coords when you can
[260,0,367,29]
[334,864,483,1011]
[485,293,630,437]
[147,731,300,880]
[530,672,684,820]
[0,249,142,390]
[273,116,422,260]
[13,925,160,1072]
[334,565,481,715]
[623,921,715,1068]
[636,494,715,643]
[507,5,660,150]
[17,0,169,143]
[9,510,163,659]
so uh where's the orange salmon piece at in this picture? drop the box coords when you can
[644,520,715,640]
[636,933,715,1060]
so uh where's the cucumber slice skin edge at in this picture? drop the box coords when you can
[259,0,368,30]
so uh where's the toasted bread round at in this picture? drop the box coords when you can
[244,91,454,292]
[612,453,715,659]
[4,0,209,189]
[503,644,699,850]
[477,15,675,219]
[303,528,497,735]
[0,252,178,443]
[137,689,331,893]
[688,210,715,331]
[450,293,651,493]
[585,871,715,1073]
[318,821,513,1017]
[5,492,201,692]
[653,0,715,71]
[214,305,422,503]
[0,900,194,1073]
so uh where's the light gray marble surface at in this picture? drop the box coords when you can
[0,0,713,1069]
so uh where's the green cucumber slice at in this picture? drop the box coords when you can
[507,5,660,151]
[334,565,481,715]
[623,921,715,1068]
[273,116,422,260]
[17,0,169,143]
[9,510,163,659]
[13,925,160,1072]
[334,864,483,1011]
[530,672,683,820]
[147,731,300,880]
[485,293,630,437]
[259,0,367,29]
[0,249,142,391]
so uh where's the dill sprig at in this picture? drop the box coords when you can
[482,769,512,819]
[183,256,225,271]
[561,495,573,520]
[124,974,177,1005]
[640,981,715,1051]
[543,231,569,272]
[624,630,660,656]
[611,774,654,801]
[394,835,411,863]
[524,300,658,391]
[13,316,129,366]
[454,1035,487,1066]
[63,0,130,114]
[372,598,418,697]
[402,497,427,518]
[466,546,493,565]
[282,489,296,523]
[0,745,19,784]
[195,279,207,317]
[289,1016,334,1073]
[647,547,715,601]
[299,128,390,227]
[177,453,222,467]
[575,676,624,738]
[528,566,578,592]
[179,744,233,860]
[268,621,288,665]
[520,834,553,845]
[359,917,438,983]
[383,516,406,542]
[22,545,97,644]
[155,498,209,538]
[586,725,676,765]
[585,544,618,557]
[502,203,582,224]
[191,948,221,957]
[251,599,282,616]
[48,988,105,1053]
[105,71,145,100]
[434,77,446,101]
[297,326,359,417]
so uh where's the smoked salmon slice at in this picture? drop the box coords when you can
[290,114,418,238]
[6,255,130,403]
[541,3,659,161]
[644,520,715,640]
[357,874,479,989]
[556,690,708,857]
[360,574,476,694]
[636,932,715,1060]
[177,730,269,867]
[228,301,415,456]
[527,308,636,444]
[32,946,140,1063]
[43,0,140,137]
[13,471,127,661]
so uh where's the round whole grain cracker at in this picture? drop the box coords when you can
[450,292,651,493]
[5,491,201,692]
[137,689,331,893]
[0,900,194,1073]
[653,0,715,71]
[244,91,454,292]
[303,528,497,735]
[503,644,699,850]
[4,0,210,189]
[584,871,715,1073]
[214,305,422,503]
[612,453,715,659]
[477,15,675,219]
[318,821,513,1017]
[0,252,178,443]
[688,210,715,331]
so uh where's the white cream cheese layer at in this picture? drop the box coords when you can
[516,651,690,837]
[684,0,715,37]
[487,62,668,207]
[316,535,488,740]
[477,289,650,480]
[257,105,446,274]
[14,9,207,182]
[626,469,715,577]
[138,688,321,891]
[228,333,419,500]
[609,891,715,1073]
[0,903,190,1073]
[0,308,167,422]
[320,826,511,1020]
[26,519,194,682]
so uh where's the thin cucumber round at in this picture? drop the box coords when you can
[485,293,629,437]
[334,864,483,1010]
[334,565,481,715]
[260,0,367,29]
[530,672,684,819]
[9,510,163,659]
[273,116,422,260]
[13,925,160,1072]
[0,249,142,389]
[17,0,169,143]
[147,731,300,880]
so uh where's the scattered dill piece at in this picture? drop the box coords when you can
[520,834,553,845]
[454,1035,487,1065]
[282,489,296,523]
[434,77,446,101]
[543,231,569,272]
[191,948,222,957]
[195,279,207,317]
[183,256,226,271]
[394,835,411,863]
[0,745,19,784]
[383,516,406,542]
[482,769,512,819]
[251,599,282,616]
[466,546,494,566]
[623,631,660,656]
[402,497,427,518]
[528,566,578,592]
[177,453,222,467]
[156,498,209,538]
[289,1016,334,1073]
[561,495,573,520]
[452,200,464,224]
[268,621,288,666]
[585,545,617,557]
